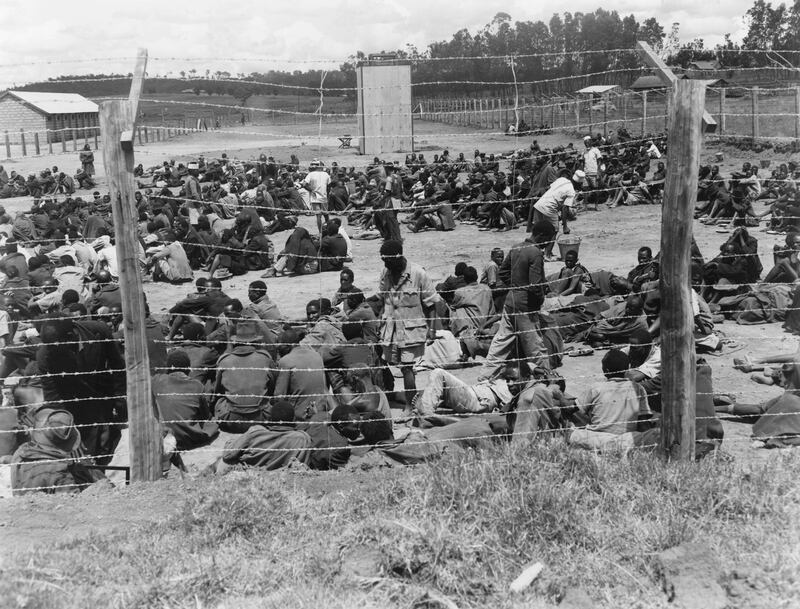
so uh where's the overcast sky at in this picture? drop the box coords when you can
[0,0,754,88]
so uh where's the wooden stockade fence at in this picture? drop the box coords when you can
[416,85,800,143]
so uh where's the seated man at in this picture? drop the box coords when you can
[569,349,654,450]
[624,328,662,412]
[219,400,312,470]
[52,255,87,300]
[303,403,360,471]
[319,221,348,272]
[608,173,653,207]
[87,270,122,313]
[331,267,361,313]
[764,233,800,284]
[300,298,344,350]
[149,231,193,284]
[175,322,218,387]
[449,265,495,338]
[274,328,328,421]
[242,280,284,345]
[627,247,658,292]
[213,319,275,433]
[508,373,574,445]
[585,294,648,346]
[152,349,219,450]
[546,250,590,297]
[320,322,379,391]
[11,408,105,495]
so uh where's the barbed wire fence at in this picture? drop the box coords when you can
[0,48,798,494]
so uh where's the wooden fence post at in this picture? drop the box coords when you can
[99,98,161,483]
[47,130,53,154]
[603,98,608,138]
[622,91,627,132]
[99,52,162,483]
[72,129,77,151]
[20,130,26,156]
[94,128,99,150]
[588,102,593,134]
[719,89,726,135]
[84,128,89,149]
[642,91,647,135]
[61,131,67,153]
[752,86,759,139]
[659,80,706,461]
[34,132,40,155]
[3,131,9,159]
[795,87,800,146]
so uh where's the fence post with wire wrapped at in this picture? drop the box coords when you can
[659,79,706,461]
[98,48,162,482]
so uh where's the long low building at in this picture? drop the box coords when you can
[0,90,99,143]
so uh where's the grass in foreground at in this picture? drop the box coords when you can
[2,439,800,609]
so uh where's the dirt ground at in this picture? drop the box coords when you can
[1,118,798,552]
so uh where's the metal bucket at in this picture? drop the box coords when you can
[557,235,582,260]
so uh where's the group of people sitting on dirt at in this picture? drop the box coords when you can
[695,160,800,230]
[4,135,800,494]
[8,215,800,495]
[0,145,98,199]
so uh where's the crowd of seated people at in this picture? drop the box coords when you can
[11,134,800,493]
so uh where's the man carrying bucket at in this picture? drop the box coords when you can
[531,170,586,261]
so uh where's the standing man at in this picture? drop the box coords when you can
[481,221,556,380]
[531,170,585,260]
[184,163,203,225]
[378,240,441,410]
[302,159,331,235]
[373,166,403,242]
[79,144,95,177]
[582,136,602,206]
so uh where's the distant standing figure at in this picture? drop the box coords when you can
[79,145,95,177]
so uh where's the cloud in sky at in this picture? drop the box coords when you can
[0,0,753,87]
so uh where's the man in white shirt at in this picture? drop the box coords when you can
[532,170,585,260]
[582,136,603,202]
[92,235,119,279]
[302,159,331,234]
[646,140,662,159]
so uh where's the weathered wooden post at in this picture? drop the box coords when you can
[98,49,161,482]
[658,79,707,460]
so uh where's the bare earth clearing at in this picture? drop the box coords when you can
[1,119,799,608]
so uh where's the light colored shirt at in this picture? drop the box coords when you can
[95,245,119,278]
[473,379,513,410]
[338,226,352,258]
[636,345,661,379]
[480,261,499,286]
[152,241,193,281]
[302,170,331,204]
[583,147,602,175]
[534,177,576,219]
[579,378,651,435]
[379,261,441,348]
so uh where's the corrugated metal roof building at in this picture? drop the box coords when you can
[0,90,99,144]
